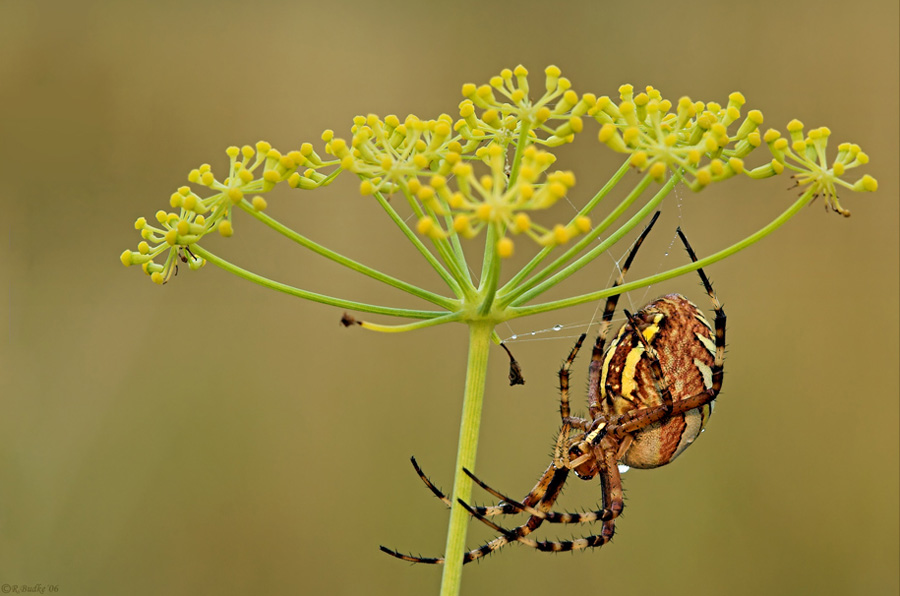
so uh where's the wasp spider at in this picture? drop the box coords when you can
[381,213,726,564]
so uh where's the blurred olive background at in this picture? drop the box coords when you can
[2,1,898,595]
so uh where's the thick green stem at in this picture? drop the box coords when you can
[439,321,493,596]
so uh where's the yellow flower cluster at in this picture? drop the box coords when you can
[457,65,594,147]
[120,141,336,283]
[763,120,877,217]
[594,85,765,189]
[323,114,472,197]
[329,65,595,258]
[122,64,878,284]
[414,143,588,257]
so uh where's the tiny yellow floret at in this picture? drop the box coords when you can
[553,224,570,245]
[574,216,591,233]
[649,162,667,180]
[497,237,514,258]
[476,204,493,221]
[453,214,472,234]
[218,220,233,237]
[252,196,267,211]
[696,168,712,187]
[856,174,878,192]
[512,213,531,233]
[416,216,436,236]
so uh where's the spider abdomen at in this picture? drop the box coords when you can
[600,293,717,469]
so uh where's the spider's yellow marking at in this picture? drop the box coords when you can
[696,331,716,358]
[693,357,714,390]
[599,328,627,398]
[694,312,714,331]
[620,346,645,400]
[620,320,660,400]
[586,422,606,443]
[642,315,663,341]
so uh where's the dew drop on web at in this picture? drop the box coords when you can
[618,464,630,474]
[552,324,563,331]
[510,334,518,340]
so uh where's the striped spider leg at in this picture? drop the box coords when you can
[380,212,663,565]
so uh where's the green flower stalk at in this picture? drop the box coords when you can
[120,65,877,596]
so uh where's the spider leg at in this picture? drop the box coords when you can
[676,227,726,394]
[556,333,591,467]
[382,462,570,564]
[558,333,586,422]
[611,385,720,439]
[408,457,520,516]
[463,467,617,524]
[588,211,660,418]
[378,546,443,564]
[457,463,570,563]
[463,438,624,554]
[410,456,451,506]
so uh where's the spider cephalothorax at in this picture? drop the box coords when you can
[382,213,726,563]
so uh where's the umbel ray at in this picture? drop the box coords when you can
[382,212,726,563]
